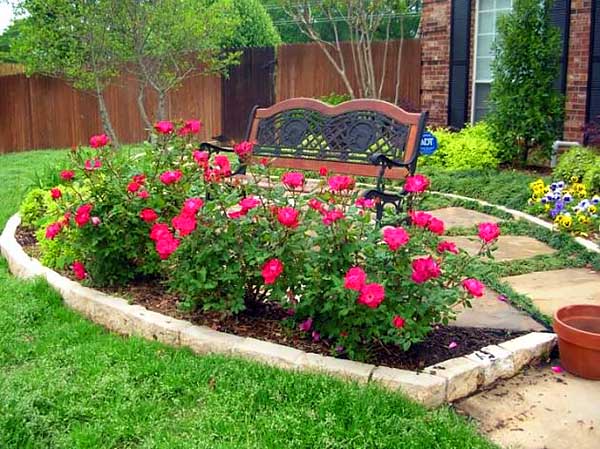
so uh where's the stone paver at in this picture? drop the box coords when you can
[429,207,501,229]
[451,289,546,332]
[502,268,600,316]
[448,235,555,262]
[456,365,600,449]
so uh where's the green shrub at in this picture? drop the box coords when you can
[18,188,51,226]
[36,226,77,270]
[553,146,599,183]
[421,123,499,170]
[319,92,352,105]
[583,164,600,194]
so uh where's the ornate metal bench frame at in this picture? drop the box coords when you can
[201,98,428,222]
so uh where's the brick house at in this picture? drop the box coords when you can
[420,0,599,143]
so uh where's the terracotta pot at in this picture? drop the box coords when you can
[553,305,600,380]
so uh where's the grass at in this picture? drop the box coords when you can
[0,149,499,448]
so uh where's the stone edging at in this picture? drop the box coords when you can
[432,191,600,254]
[0,213,556,408]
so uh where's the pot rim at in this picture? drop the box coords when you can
[553,305,600,349]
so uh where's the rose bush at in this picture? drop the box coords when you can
[28,118,498,357]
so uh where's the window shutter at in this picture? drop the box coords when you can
[587,0,600,122]
[550,0,571,94]
[448,0,472,129]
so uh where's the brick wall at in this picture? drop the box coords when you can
[564,0,593,141]
[420,0,452,126]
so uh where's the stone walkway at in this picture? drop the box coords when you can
[428,206,600,449]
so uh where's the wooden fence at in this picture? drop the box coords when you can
[0,40,421,154]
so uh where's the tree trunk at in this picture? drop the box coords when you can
[157,91,167,121]
[137,83,152,132]
[96,88,119,148]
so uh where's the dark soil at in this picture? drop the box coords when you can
[16,226,527,371]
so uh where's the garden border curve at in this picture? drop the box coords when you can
[0,213,557,408]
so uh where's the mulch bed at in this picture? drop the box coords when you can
[15,226,525,371]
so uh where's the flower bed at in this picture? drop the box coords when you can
[20,120,502,362]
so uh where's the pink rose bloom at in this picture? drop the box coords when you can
[478,222,500,243]
[89,134,109,148]
[155,235,180,259]
[437,241,459,254]
[140,208,159,223]
[410,210,432,228]
[262,258,284,284]
[72,261,87,280]
[282,172,305,189]
[298,318,313,332]
[355,197,376,208]
[138,190,150,199]
[277,207,300,229]
[308,198,326,213]
[154,120,174,134]
[383,226,410,251]
[214,155,231,176]
[322,209,344,226]
[45,222,63,240]
[427,217,445,235]
[233,141,254,159]
[84,159,102,171]
[179,119,202,135]
[358,283,385,308]
[404,174,430,193]
[344,267,367,291]
[133,174,146,185]
[91,216,101,226]
[328,175,355,192]
[319,166,328,177]
[159,170,183,185]
[392,315,405,329]
[183,197,204,215]
[74,204,93,227]
[150,223,171,241]
[50,188,62,200]
[127,181,141,193]
[172,213,197,236]
[193,150,210,167]
[227,207,246,219]
[239,196,261,211]
[411,256,441,284]
[60,170,75,181]
[462,278,485,297]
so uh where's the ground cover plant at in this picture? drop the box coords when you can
[0,147,504,449]
[19,120,499,359]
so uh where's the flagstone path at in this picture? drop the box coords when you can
[428,206,600,449]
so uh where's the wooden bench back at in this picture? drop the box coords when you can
[245,98,428,180]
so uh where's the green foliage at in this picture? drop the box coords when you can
[554,146,598,182]
[422,123,499,170]
[583,164,600,194]
[487,0,564,166]
[319,92,352,105]
[219,0,281,48]
[0,18,26,63]
[18,188,51,227]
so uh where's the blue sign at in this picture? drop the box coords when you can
[420,131,438,155]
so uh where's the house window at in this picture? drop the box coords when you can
[472,0,512,122]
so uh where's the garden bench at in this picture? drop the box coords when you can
[201,98,428,221]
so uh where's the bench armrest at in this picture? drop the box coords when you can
[368,152,409,169]
[199,142,234,154]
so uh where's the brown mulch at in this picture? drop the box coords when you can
[16,226,526,371]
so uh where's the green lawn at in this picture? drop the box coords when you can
[0,149,498,448]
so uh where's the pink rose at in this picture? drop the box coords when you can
[437,241,459,254]
[60,170,75,181]
[411,256,441,284]
[227,207,246,219]
[277,207,300,229]
[392,315,405,329]
[140,208,159,223]
[322,209,344,226]
[308,198,326,213]
[410,211,432,228]
[193,150,210,167]
[179,119,202,136]
[45,222,62,240]
[358,283,385,308]
[127,181,141,193]
[355,197,376,208]
[404,174,430,193]
[89,134,109,148]
[319,166,328,177]
[281,172,305,189]
[383,226,410,251]
[344,267,367,291]
[159,170,183,185]
[214,155,231,176]
[427,217,445,235]
[90,216,101,226]
[462,278,485,297]
[50,188,62,200]
[84,159,102,171]
[150,223,171,241]
[298,318,313,332]
[328,175,355,192]
[233,141,254,159]
[262,258,284,284]
[478,222,500,243]
[138,190,150,199]
[154,120,174,134]
[72,261,87,280]
[183,197,204,215]
[133,174,146,185]
[172,213,197,236]
[74,204,93,227]
[239,196,261,212]
[155,235,180,259]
